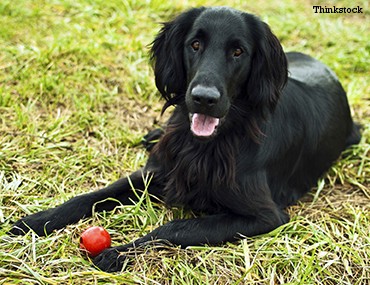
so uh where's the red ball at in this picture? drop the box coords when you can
[80,226,111,257]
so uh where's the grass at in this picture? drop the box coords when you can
[0,0,369,284]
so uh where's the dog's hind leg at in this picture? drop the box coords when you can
[142,128,164,151]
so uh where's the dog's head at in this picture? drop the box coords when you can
[151,7,287,139]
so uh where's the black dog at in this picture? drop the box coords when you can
[10,7,360,272]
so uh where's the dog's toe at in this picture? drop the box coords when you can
[93,247,128,272]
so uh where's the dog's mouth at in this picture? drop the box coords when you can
[190,113,220,138]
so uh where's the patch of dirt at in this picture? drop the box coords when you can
[290,182,370,221]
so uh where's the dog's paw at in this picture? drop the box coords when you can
[8,219,32,236]
[93,247,129,272]
[9,195,93,237]
[142,128,164,151]
[9,208,58,236]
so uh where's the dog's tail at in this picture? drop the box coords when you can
[346,122,362,148]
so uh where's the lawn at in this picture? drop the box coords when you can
[0,0,369,284]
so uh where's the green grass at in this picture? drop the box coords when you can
[0,0,369,284]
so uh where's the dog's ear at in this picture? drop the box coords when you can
[150,8,205,111]
[244,15,288,118]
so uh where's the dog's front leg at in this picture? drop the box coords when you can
[93,210,289,272]
[9,169,157,236]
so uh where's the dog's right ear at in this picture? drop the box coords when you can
[150,8,205,112]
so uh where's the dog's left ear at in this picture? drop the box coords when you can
[244,15,288,118]
[150,8,205,111]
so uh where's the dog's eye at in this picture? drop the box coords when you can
[191,40,200,51]
[233,48,243,57]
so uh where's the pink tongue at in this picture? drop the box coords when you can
[191,113,220,137]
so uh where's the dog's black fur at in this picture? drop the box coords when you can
[10,7,361,272]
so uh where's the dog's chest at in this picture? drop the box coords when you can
[162,139,239,212]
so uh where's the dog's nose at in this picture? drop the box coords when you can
[191,86,220,107]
